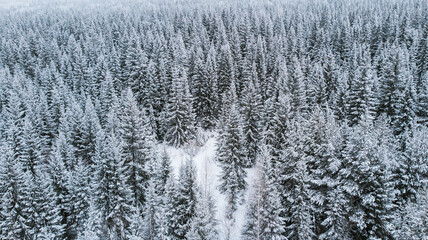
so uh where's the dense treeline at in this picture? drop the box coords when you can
[0,0,427,239]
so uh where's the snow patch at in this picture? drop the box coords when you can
[164,132,256,240]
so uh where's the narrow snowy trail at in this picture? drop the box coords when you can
[165,133,255,240]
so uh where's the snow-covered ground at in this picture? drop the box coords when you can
[164,132,256,240]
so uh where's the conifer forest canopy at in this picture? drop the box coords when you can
[0,0,427,239]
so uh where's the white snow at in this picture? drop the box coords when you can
[164,131,256,240]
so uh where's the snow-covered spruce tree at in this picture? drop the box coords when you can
[91,54,109,97]
[289,56,308,116]
[28,81,54,151]
[255,37,270,99]
[75,97,102,167]
[332,70,350,121]
[2,76,28,169]
[346,44,377,126]
[142,149,172,240]
[395,124,428,204]
[416,73,428,125]
[378,45,417,137]
[51,129,76,171]
[185,189,218,240]
[140,59,158,111]
[163,173,177,239]
[216,82,247,220]
[124,31,147,103]
[47,133,76,238]
[67,157,91,238]
[415,23,427,86]
[169,159,198,239]
[153,148,173,196]
[217,43,236,98]
[339,113,397,239]
[0,141,28,239]
[278,116,316,240]
[394,188,428,239]
[142,176,160,240]
[59,96,83,151]
[119,88,155,206]
[242,142,285,240]
[128,207,145,240]
[77,198,104,240]
[192,45,219,129]
[66,36,89,94]
[305,107,348,239]
[92,129,135,240]
[20,115,44,175]
[263,58,291,162]
[241,63,263,167]
[307,61,327,109]
[164,62,196,147]
[191,46,208,127]
[99,70,119,126]
[21,170,65,239]
[204,44,220,128]
[153,53,171,140]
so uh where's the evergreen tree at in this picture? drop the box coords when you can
[142,177,161,240]
[307,61,327,108]
[263,61,291,162]
[279,118,316,240]
[416,73,428,125]
[92,129,134,239]
[0,141,27,239]
[169,159,198,239]
[305,107,348,239]
[75,97,101,166]
[48,134,74,238]
[21,116,44,175]
[67,158,91,238]
[192,46,219,129]
[394,188,428,240]
[241,63,263,167]
[21,170,65,239]
[3,77,28,172]
[191,46,208,126]
[119,88,155,206]
[217,43,236,97]
[216,83,247,217]
[124,32,147,103]
[346,45,377,126]
[128,207,145,240]
[378,46,416,136]
[340,115,397,239]
[242,142,285,240]
[164,62,196,147]
[289,57,308,116]
[77,198,103,240]
[99,70,118,125]
[186,190,218,240]
[396,125,428,203]
[142,149,172,240]
[204,44,220,128]
[163,173,177,239]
